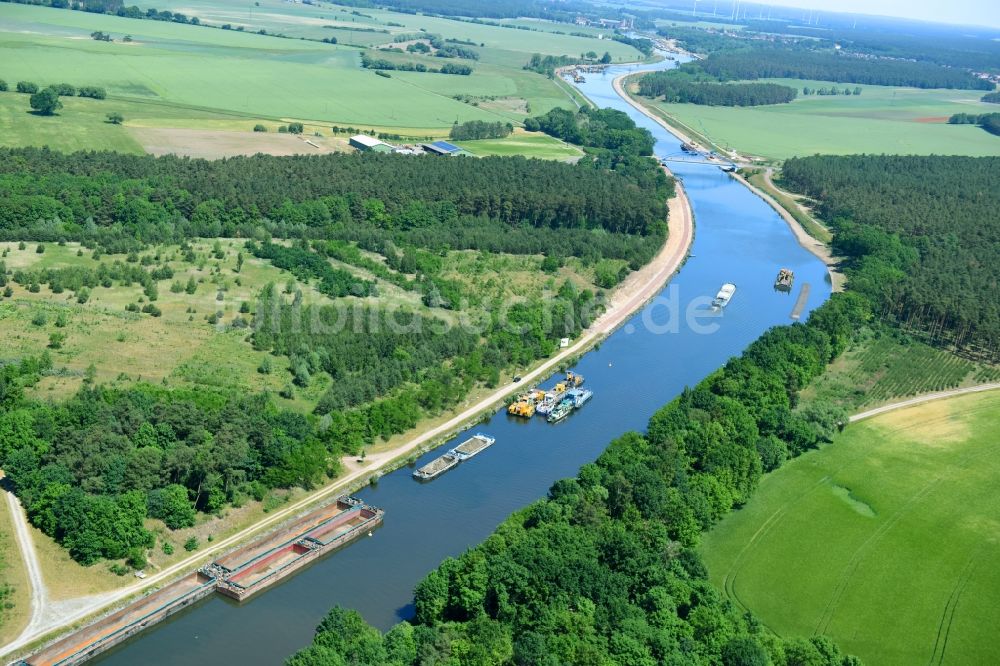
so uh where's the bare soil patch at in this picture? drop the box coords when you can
[913,116,949,123]
[131,128,350,159]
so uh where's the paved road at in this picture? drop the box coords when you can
[849,383,1000,423]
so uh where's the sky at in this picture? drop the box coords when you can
[753,0,1000,29]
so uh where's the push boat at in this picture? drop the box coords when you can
[774,268,794,291]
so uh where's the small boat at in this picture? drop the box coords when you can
[547,400,574,424]
[712,283,737,309]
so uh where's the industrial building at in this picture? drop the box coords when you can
[421,140,468,156]
[349,134,395,153]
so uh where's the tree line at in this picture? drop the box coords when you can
[448,120,513,141]
[0,79,106,99]
[286,292,873,666]
[983,92,1000,104]
[948,112,1000,136]
[361,52,473,75]
[638,74,798,106]
[781,155,1000,353]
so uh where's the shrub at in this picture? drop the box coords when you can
[126,548,146,569]
[287,122,304,134]
[51,83,76,96]
[78,86,107,99]
[161,541,174,555]
[48,332,66,349]
[106,112,124,125]
[253,124,267,132]
[16,81,38,94]
[183,537,199,552]
[0,80,7,92]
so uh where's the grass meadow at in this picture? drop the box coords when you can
[454,131,585,160]
[701,390,1000,665]
[0,239,600,408]
[650,78,999,160]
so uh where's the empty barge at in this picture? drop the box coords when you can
[23,573,216,666]
[212,498,383,602]
[21,497,382,666]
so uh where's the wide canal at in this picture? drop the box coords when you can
[94,55,833,665]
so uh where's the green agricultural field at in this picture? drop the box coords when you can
[0,2,625,139]
[145,0,640,62]
[453,131,584,160]
[702,390,1000,665]
[648,78,999,159]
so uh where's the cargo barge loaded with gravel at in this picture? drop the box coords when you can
[413,433,495,481]
[21,497,383,666]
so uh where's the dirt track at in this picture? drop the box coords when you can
[849,383,1000,423]
[3,487,44,642]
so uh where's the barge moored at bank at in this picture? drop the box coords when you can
[413,434,496,481]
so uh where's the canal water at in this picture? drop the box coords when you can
[94,57,832,665]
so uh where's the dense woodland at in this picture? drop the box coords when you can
[983,92,1000,104]
[0,148,666,250]
[737,23,1000,72]
[781,155,1000,353]
[638,75,797,106]
[0,367,337,564]
[659,21,1000,74]
[680,48,991,90]
[287,292,872,666]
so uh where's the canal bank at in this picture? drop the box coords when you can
[72,55,831,666]
[611,71,843,290]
